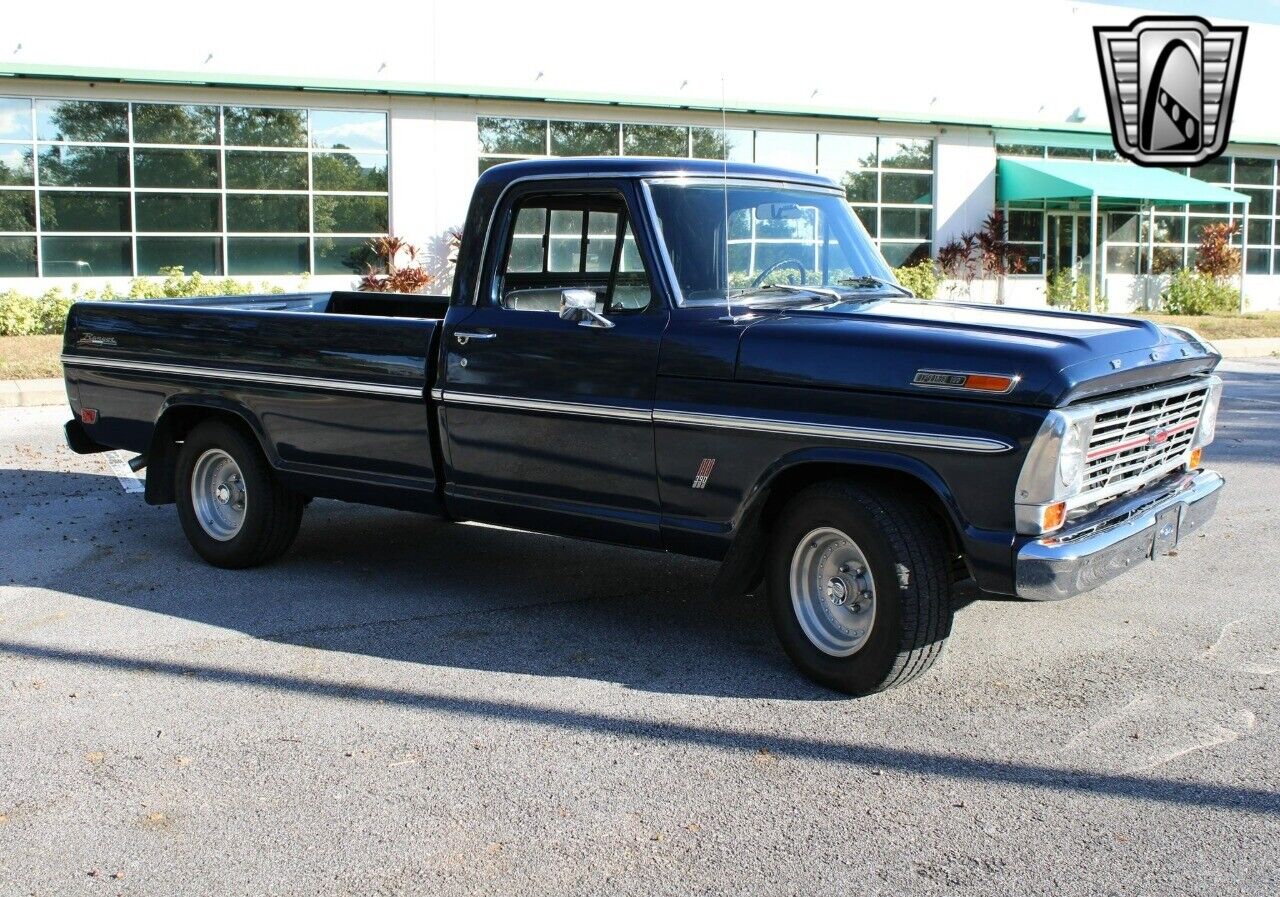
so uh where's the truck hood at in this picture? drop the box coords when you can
[734,298,1220,406]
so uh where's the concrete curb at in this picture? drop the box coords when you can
[1214,337,1280,359]
[0,378,66,408]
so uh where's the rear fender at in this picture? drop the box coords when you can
[144,395,276,506]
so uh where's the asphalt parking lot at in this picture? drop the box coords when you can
[2,360,1278,897]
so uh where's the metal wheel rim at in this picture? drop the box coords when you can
[191,448,247,542]
[789,526,876,657]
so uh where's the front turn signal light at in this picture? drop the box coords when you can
[1041,501,1067,533]
[1188,447,1203,470]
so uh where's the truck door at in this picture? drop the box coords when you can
[439,180,668,546]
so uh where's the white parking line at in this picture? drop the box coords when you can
[104,450,146,494]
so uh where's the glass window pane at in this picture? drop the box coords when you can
[852,205,877,237]
[224,106,307,147]
[881,172,932,205]
[1245,217,1271,245]
[622,124,687,157]
[38,146,130,187]
[1246,247,1270,274]
[817,133,877,180]
[842,170,877,203]
[550,121,618,156]
[134,148,220,189]
[136,237,222,275]
[0,145,34,186]
[1234,157,1273,186]
[310,110,386,151]
[1107,245,1138,274]
[0,97,32,141]
[1107,212,1140,243]
[548,208,582,271]
[879,241,929,267]
[514,206,546,236]
[314,236,376,275]
[1237,187,1273,216]
[136,194,220,232]
[754,131,815,171]
[0,190,36,231]
[881,207,931,239]
[41,236,131,276]
[1153,214,1186,243]
[227,194,308,232]
[1008,209,1042,242]
[1045,146,1092,160]
[507,236,542,273]
[0,236,37,276]
[313,195,388,233]
[479,156,516,174]
[131,103,219,145]
[312,151,388,191]
[691,127,752,161]
[478,117,545,155]
[550,209,582,235]
[227,237,309,274]
[39,192,130,231]
[1188,217,1229,242]
[1190,158,1230,183]
[881,138,933,170]
[996,143,1044,158]
[1095,149,1123,162]
[35,100,128,143]
[584,211,618,271]
[225,150,307,190]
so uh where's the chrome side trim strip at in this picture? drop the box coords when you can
[441,390,650,422]
[652,408,1013,453]
[430,387,444,401]
[60,354,424,399]
[437,390,1011,452]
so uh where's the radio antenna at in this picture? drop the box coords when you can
[721,75,733,322]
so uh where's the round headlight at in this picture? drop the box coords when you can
[1059,423,1084,489]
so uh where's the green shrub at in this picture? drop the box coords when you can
[1044,269,1108,313]
[1161,268,1240,315]
[0,268,293,336]
[892,260,940,299]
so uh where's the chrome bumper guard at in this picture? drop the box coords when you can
[1016,469,1224,601]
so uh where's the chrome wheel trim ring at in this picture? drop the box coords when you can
[191,448,247,542]
[789,526,877,657]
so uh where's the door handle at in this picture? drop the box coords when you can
[454,331,496,346]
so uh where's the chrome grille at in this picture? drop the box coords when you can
[1081,384,1207,499]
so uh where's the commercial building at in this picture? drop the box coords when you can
[2,0,1277,309]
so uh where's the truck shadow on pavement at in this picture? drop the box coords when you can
[6,466,1279,817]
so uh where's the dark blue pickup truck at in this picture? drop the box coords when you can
[60,157,1225,694]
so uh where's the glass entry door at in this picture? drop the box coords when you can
[1046,212,1103,296]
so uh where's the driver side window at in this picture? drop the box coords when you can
[499,194,653,314]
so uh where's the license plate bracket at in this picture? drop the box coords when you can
[1151,504,1185,558]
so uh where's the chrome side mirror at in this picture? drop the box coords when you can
[559,289,614,329]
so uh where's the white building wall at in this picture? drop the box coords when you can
[932,128,996,247]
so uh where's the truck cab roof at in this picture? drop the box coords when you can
[475,156,839,191]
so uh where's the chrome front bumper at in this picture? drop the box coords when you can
[1015,469,1224,601]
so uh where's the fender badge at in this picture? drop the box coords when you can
[691,458,716,490]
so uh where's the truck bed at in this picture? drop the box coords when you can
[62,290,448,512]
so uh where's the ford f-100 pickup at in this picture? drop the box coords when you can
[60,157,1225,694]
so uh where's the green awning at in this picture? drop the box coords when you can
[997,158,1250,206]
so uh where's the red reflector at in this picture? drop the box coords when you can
[80,408,98,424]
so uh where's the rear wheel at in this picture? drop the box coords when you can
[175,420,303,568]
[766,480,953,695]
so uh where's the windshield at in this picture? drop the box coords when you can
[645,180,895,305]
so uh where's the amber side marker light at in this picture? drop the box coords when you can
[963,374,1017,393]
[1189,447,1203,469]
[1042,501,1067,533]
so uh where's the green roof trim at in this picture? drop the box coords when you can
[997,158,1251,206]
[0,60,1256,143]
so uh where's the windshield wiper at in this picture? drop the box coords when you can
[730,284,845,303]
[837,275,915,298]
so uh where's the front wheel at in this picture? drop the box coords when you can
[175,419,304,569]
[765,481,953,695]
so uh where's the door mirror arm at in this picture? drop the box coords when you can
[559,289,615,329]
